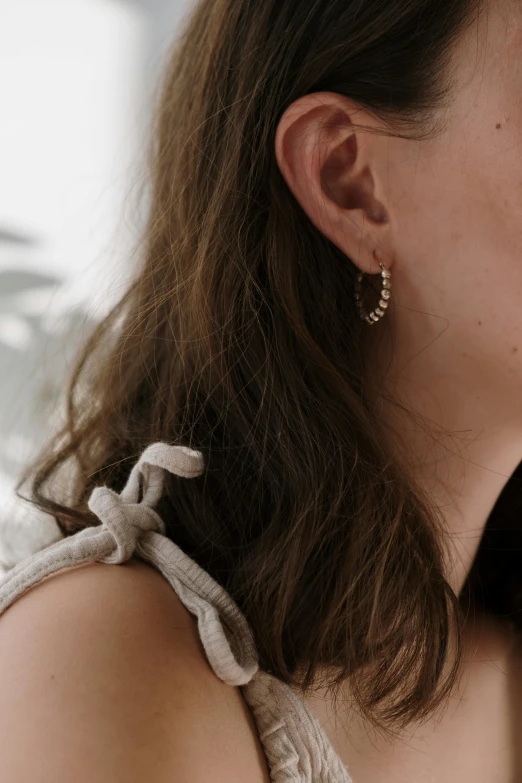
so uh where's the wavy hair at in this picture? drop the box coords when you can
[16,0,485,735]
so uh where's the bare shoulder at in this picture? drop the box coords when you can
[0,556,270,782]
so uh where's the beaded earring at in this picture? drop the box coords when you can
[354,262,391,325]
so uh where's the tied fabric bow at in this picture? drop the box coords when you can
[87,442,205,563]
[0,441,260,687]
[0,442,205,610]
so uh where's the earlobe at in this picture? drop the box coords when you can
[274,91,391,273]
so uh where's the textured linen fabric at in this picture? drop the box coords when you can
[0,441,352,783]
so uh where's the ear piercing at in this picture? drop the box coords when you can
[354,262,391,325]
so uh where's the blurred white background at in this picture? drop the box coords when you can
[0,0,192,571]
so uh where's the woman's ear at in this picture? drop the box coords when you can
[274,91,394,274]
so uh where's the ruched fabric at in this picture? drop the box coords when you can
[0,441,352,782]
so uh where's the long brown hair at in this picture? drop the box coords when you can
[15,0,485,735]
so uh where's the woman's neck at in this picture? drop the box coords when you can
[368,307,522,596]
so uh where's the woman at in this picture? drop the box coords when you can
[0,0,521,779]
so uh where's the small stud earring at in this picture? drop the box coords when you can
[354,262,391,325]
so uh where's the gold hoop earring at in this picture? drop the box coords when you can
[354,262,391,325]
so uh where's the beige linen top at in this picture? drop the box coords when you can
[0,441,353,782]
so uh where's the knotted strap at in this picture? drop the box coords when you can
[87,442,205,562]
[0,442,259,687]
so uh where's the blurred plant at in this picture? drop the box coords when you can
[0,237,98,573]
